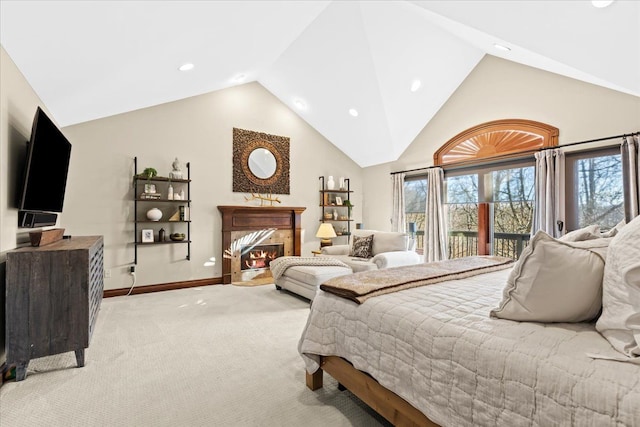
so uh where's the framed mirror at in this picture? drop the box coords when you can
[248,148,277,179]
[233,128,290,194]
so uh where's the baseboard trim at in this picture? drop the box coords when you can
[103,277,223,298]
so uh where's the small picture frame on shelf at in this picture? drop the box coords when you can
[141,229,154,243]
[335,196,343,205]
[144,184,156,194]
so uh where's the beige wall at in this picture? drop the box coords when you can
[1,47,59,252]
[363,55,640,230]
[62,82,363,290]
[0,46,57,364]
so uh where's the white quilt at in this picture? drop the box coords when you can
[298,269,640,427]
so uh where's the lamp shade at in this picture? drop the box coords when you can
[316,223,337,239]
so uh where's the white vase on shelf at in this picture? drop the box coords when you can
[327,176,335,190]
[167,184,174,200]
[146,208,162,221]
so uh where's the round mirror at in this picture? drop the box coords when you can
[248,148,277,179]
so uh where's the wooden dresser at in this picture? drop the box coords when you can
[6,235,104,381]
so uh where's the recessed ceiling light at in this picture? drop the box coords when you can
[410,80,422,92]
[293,99,307,110]
[591,0,614,8]
[232,73,247,83]
[178,63,194,71]
[349,108,359,117]
[493,43,511,52]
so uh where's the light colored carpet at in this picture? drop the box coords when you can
[0,285,390,427]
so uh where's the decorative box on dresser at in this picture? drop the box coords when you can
[5,235,104,381]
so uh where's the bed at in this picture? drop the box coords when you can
[298,267,640,426]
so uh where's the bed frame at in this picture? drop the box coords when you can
[306,356,439,427]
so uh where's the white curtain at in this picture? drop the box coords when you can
[425,168,448,262]
[532,149,565,237]
[391,173,406,232]
[622,134,640,221]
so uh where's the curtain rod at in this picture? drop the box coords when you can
[389,131,639,176]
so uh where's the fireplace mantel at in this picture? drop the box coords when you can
[218,206,306,284]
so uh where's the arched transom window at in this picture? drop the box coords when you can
[434,119,559,166]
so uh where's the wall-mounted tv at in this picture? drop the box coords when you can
[18,107,72,214]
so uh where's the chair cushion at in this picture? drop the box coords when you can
[353,229,409,255]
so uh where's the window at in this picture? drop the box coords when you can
[444,159,534,259]
[404,177,427,253]
[404,160,534,260]
[566,148,624,231]
[445,174,479,258]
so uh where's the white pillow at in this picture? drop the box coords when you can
[559,224,601,242]
[600,219,626,238]
[490,231,606,322]
[596,215,640,359]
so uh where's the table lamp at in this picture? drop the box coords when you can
[316,223,337,248]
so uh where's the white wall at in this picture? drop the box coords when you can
[62,82,363,290]
[363,55,640,231]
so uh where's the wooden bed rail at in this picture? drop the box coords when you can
[306,356,439,427]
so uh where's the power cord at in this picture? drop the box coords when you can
[126,265,137,296]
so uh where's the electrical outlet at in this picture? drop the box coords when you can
[104,269,111,278]
[130,265,136,273]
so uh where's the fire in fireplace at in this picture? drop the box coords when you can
[240,243,284,271]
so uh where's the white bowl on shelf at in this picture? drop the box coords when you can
[146,208,162,221]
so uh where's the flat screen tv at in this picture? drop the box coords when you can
[18,107,72,213]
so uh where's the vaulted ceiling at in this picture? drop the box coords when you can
[1,1,638,167]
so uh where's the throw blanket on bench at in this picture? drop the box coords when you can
[320,256,514,304]
[270,256,350,281]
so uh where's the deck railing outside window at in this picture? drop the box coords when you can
[413,230,530,260]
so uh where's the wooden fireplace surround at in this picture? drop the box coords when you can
[217,206,306,284]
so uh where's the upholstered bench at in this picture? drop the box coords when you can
[271,257,352,301]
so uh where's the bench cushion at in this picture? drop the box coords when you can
[285,265,352,287]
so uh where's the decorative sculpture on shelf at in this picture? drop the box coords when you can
[169,157,183,179]
[244,193,281,206]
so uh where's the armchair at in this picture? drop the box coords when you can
[320,229,421,272]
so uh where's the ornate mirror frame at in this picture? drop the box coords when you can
[434,119,559,166]
[233,128,290,194]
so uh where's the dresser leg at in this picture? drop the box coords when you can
[75,349,85,368]
[15,361,29,381]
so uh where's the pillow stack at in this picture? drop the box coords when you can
[491,218,640,362]
[596,215,640,360]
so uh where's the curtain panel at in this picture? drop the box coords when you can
[533,149,565,238]
[391,173,406,233]
[622,135,640,222]
[425,168,448,262]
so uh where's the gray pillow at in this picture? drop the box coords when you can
[491,231,606,323]
[350,234,373,258]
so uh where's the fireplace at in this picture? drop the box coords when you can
[240,243,284,271]
[218,206,306,284]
